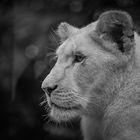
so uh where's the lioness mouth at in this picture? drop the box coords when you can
[51,102,79,111]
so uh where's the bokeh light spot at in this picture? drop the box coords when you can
[25,44,39,59]
[70,1,83,13]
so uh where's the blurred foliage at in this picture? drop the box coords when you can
[0,0,140,140]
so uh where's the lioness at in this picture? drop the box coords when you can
[42,10,140,140]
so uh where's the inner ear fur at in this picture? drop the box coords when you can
[95,10,134,53]
[57,22,78,42]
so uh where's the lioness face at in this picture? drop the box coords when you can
[42,11,134,122]
[42,29,115,121]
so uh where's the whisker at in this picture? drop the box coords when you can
[42,114,48,118]
[46,118,51,123]
[49,55,57,63]
[44,105,50,112]
[42,113,50,122]
[40,94,46,100]
[75,94,100,107]
[50,27,57,38]
[45,51,57,66]
[47,47,56,52]
[40,100,47,106]
[46,51,56,57]
[51,27,60,43]
[68,119,73,129]
[50,30,59,46]
[74,94,89,102]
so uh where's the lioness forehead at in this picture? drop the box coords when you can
[56,29,102,57]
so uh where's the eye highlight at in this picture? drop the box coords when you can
[74,53,85,63]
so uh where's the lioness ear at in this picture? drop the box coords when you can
[57,22,78,42]
[96,10,134,53]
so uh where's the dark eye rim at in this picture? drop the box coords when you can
[74,53,86,63]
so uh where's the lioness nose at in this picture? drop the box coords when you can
[42,85,58,97]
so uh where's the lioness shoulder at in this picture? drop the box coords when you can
[42,10,140,140]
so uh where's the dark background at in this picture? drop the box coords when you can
[0,0,140,140]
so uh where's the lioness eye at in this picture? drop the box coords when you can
[74,53,85,63]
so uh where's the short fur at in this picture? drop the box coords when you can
[42,10,140,140]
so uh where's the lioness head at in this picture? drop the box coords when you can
[42,10,135,122]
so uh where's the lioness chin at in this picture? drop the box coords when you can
[42,10,140,140]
